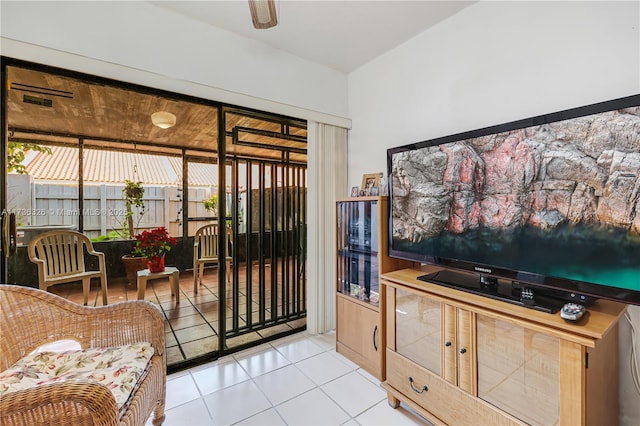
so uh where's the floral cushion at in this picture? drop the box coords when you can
[0,342,154,413]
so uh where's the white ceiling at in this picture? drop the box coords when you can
[149,1,475,73]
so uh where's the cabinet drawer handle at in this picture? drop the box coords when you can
[408,376,428,394]
[444,341,452,347]
[373,325,378,351]
[460,348,467,354]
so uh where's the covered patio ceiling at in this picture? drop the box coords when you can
[5,65,307,163]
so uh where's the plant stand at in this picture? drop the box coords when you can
[136,267,180,304]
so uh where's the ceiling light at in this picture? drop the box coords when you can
[151,111,176,129]
[248,0,278,29]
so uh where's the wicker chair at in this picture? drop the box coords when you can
[0,284,166,426]
[27,229,108,305]
[193,223,233,294]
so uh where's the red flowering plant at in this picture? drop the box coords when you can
[132,227,177,260]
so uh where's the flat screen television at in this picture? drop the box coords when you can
[387,94,640,311]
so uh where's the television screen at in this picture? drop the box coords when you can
[388,94,640,307]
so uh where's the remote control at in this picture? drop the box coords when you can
[560,303,585,321]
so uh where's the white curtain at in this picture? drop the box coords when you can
[306,121,348,334]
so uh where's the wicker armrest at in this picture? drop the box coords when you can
[79,301,165,354]
[0,380,120,426]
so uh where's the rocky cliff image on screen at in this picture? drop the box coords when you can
[391,106,640,291]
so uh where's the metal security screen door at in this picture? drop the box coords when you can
[219,108,307,353]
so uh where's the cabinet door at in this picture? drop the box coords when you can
[476,315,560,425]
[336,296,381,370]
[442,304,457,385]
[456,308,476,394]
[443,305,476,393]
[359,304,381,366]
[336,199,382,306]
[394,288,442,376]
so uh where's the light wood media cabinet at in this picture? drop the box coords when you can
[381,267,627,426]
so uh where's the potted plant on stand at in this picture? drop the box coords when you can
[132,227,177,273]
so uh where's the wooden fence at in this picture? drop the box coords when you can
[26,183,209,239]
[10,180,302,241]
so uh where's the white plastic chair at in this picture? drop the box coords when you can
[193,223,232,294]
[28,230,108,305]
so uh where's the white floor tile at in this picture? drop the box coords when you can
[162,398,213,425]
[165,374,201,410]
[235,347,291,377]
[232,341,274,357]
[295,351,354,385]
[331,350,360,370]
[276,388,350,425]
[235,408,286,425]
[253,364,316,405]
[307,331,337,351]
[268,333,304,345]
[191,357,251,396]
[321,371,386,417]
[273,335,325,363]
[355,400,429,425]
[159,330,428,425]
[356,367,380,385]
[203,379,272,425]
[167,369,191,380]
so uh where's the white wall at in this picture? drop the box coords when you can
[347,0,639,185]
[0,0,349,122]
[347,1,640,423]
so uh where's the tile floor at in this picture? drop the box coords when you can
[148,330,430,426]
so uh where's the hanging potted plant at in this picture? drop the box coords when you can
[122,180,145,238]
[204,192,231,227]
[121,180,147,284]
[132,227,178,273]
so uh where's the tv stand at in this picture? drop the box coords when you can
[381,267,626,426]
[418,270,567,313]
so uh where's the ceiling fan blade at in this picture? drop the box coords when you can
[248,0,278,29]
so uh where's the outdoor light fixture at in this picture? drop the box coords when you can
[248,0,278,29]
[151,111,176,129]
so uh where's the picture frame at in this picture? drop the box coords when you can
[369,186,379,196]
[351,186,360,197]
[361,173,382,194]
